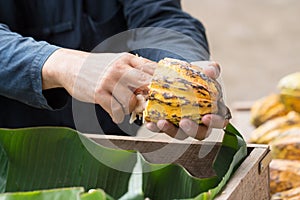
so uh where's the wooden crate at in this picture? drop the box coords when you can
[85,134,271,200]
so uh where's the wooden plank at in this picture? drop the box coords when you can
[86,134,221,178]
[85,133,221,145]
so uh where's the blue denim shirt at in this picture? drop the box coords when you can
[0,0,209,134]
[0,24,59,109]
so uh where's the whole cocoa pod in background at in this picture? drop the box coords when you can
[278,72,300,113]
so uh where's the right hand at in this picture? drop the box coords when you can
[145,61,230,140]
[42,48,157,123]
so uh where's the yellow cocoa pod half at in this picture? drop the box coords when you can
[143,58,231,126]
[270,159,300,194]
[250,94,289,127]
[278,72,300,113]
[250,111,300,144]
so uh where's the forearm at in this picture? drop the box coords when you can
[0,23,59,109]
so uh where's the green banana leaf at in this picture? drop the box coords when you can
[0,123,246,200]
[0,187,114,200]
[0,187,83,200]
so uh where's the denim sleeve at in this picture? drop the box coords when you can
[0,23,60,109]
[119,0,210,62]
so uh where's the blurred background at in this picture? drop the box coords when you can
[182,0,300,107]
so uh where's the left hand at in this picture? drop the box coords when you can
[145,61,229,140]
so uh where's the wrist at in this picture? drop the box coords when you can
[42,48,89,90]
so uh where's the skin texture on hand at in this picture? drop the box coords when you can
[42,48,156,123]
[145,61,229,141]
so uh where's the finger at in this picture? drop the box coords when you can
[208,61,221,77]
[202,62,221,79]
[122,67,153,90]
[201,114,229,129]
[95,91,125,124]
[179,118,212,140]
[111,96,126,123]
[145,122,161,132]
[103,64,152,93]
[191,61,221,79]
[136,62,157,76]
[157,120,188,140]
[128,94,138,113]
[195,127,212,140]
[111,83,137,114]
[124,54,157,75]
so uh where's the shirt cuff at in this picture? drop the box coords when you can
[29,43,61,110]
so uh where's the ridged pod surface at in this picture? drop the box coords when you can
[270,127,300,160]
[271,185,300,199]
[250,94,289,127]
[270,159,300,194]
[144,58,230,126]
[249,111,300,144]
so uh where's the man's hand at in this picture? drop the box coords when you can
[42,48,156,123]
[145,61,229,140]
[43,49,228,140]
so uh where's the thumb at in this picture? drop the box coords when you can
[191,61,221,79]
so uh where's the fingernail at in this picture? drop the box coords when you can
[157,120,167,130]
[202,115,211,126]
[146,122,160,132]
[208,66,219,78]
[180,120,191,132]
[209,62,221,76]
